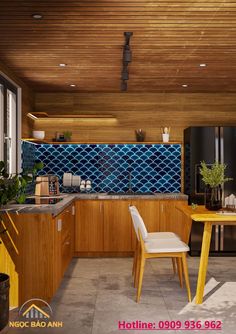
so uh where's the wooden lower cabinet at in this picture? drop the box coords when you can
[54,204,75,287]
[0,203,75,306]
[103,200,133,252]
[75,200,133,254]
[159,200,186,236]
[131,200,160,232]
[74,199,187,255]
[131,200,160,248]
[75,200,104,252]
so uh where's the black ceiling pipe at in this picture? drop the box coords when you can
[121,32,133,92]
[123,45,132,63]
[121,80,127,91]
[124,32,133,45]
[121,62,129,80]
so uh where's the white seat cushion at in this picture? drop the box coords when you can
[147,232,180,240]
[145,238,189,253]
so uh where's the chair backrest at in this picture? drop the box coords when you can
[129,205,148,241]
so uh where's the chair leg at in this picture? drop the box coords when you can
[136,254,145,303]
[132,242,138,276]
[181,253,192,303]
[176,257,183,288]
[171,258,176,275]
[134,244,141,288]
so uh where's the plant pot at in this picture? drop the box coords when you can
[135,130,145,142]
[205,185,222,211]
[162,133,169,143]
[0,273,10,331]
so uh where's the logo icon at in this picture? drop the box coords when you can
[9,298,63,329]
[19,299,53,319]
[22,304,50,319]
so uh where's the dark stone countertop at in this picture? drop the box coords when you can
[0,193,188,217]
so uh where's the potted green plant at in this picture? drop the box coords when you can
[0,160,43,330]
[199,161,233,210]
[63,131,72,142]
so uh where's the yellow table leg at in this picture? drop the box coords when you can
[195,222,212,304]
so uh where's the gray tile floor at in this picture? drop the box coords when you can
[3,257,236,334]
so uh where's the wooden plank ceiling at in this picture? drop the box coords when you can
[0,0,236,93]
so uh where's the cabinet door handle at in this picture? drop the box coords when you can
[100,203,102,213]
[72,205,75,216]
[65,241,70,246]
[57,219,62,231]
[161,204,164,213]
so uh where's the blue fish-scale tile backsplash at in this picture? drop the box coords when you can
[22,141,37,194]
[25,143,182,193]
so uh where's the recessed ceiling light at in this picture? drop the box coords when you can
[182,84,188,88]
[59,63,67,67]
[32,13,43,19]
[200,63,207,67]
[69,84,76,87]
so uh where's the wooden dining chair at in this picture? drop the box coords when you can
[129,206,191,303]
[129,205,181,286]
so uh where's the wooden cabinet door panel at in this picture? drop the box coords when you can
[75,200,103,252]
[131,200,160,232]
[131,200,160,249]
[103,200,132,251]
[159,200,188,239]
[61,234,73,276]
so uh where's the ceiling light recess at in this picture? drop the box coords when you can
[199,63,207,67]
[32,13,43,19]
[182,84,188,88]
[59,63,67,67]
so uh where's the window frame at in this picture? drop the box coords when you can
[0,72,22,173]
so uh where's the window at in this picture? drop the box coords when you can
[0,73,21,174]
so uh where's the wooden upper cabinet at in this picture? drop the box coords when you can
[75,200,104,252]
[103,200,133,252]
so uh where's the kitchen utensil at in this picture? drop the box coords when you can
[63,173,72,187]
[32,131,45,140]
[71,175,81,187]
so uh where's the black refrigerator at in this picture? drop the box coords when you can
[184,126,236,256]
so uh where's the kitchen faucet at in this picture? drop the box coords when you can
[126,172,134,194]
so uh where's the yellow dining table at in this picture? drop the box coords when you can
[176,203,236,304]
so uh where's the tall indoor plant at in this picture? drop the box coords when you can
[0,160,43,331]
[199,161,232,210]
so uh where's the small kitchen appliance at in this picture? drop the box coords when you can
[35,175,60,196]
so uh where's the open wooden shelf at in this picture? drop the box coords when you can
[22,138,182,145]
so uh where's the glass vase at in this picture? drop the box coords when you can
[205,185,222,211]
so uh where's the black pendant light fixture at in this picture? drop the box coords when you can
[121,32,133,91]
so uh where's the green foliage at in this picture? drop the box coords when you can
[0,161,44,206]
[63,131,72,139]
[199,161,233,188]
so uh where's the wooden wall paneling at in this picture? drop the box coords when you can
[33,92,236,143]
[1,1,236,93]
